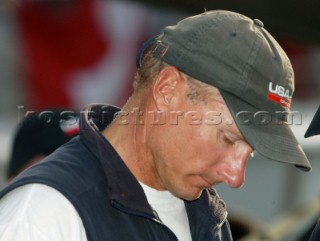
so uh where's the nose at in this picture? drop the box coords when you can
[218,142,253,188]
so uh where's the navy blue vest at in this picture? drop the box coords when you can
[0,104,232,241]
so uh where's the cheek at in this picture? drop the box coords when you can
[149,126,188,166]
[199,137,237,173]
[151,124,219,172]
[177,128,211,161]
[192,126,220,155]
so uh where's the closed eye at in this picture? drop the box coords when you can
[222,132,235,145]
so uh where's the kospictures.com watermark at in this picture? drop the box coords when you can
[17,106,304,128]
[112,107,303,126]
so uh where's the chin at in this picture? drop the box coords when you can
[176,188,204,201]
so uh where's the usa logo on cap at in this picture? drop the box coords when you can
[268,82,292,108]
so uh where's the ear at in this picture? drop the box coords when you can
[153,66,185,109]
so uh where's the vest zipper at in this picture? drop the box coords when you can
[110,200,178,241]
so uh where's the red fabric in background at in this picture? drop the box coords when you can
[18,0,108,110]
[279,40,313,99]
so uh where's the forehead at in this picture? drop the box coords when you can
[182,76,246,141]
[201,85,246,140]
[215,100,244,138]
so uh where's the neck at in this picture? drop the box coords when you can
[102,95,163,190]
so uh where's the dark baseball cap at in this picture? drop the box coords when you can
[147,10,311,171]
[7,109,80,179]
[305,106,320,138]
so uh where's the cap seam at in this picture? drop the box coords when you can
[239,26,262,96]
[172,19,215,66]
[172,13,242,67]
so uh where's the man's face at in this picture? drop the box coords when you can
[147,83,254,201]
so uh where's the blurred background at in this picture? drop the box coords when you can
[0,0,319,240]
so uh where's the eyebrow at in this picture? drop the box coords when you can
[225,128,245,142]
[230,129,254,150]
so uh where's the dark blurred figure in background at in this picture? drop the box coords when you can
[304,106,320,241]
[7,109,79,182]
[305,106,320,139]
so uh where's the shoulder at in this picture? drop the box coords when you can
[0,183,87,241]
[5,136,105,196]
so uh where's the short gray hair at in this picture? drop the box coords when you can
[132,38,212,104]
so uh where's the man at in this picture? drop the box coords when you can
[305,106,320,241]
[0,10,312,241]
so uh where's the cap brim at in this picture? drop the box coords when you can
[304,106,320,138]
[220,90,312,172]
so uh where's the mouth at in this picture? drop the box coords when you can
[201,176,214,188]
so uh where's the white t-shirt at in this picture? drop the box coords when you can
[0,184,87,241]
[139,182,192,241]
